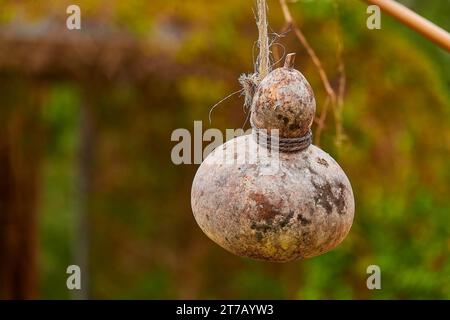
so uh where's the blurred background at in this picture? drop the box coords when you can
[0,0,449,299]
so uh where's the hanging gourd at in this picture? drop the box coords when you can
[191,1,354,262]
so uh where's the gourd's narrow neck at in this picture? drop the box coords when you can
[250,118,313,153]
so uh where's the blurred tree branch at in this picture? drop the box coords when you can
[279,0,345,147]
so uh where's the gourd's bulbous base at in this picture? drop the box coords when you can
[191,135,354,262]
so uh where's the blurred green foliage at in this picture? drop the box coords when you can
[1,0,448,299]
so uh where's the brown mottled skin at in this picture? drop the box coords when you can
[251,67,316,138]
[191,66,354,262]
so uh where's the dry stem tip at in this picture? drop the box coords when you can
[284,53,296,69]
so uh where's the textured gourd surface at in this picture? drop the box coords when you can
[251,67,316,138]
[191,135,354,262]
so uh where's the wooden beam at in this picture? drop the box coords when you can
[364,0,450,52]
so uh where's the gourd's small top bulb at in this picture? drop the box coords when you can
[251,54,316,138]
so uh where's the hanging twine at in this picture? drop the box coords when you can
[239,0,271,109]
[242,1,313,153]
[210,0,271,122]
[256,0,270,81]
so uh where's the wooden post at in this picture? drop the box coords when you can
[72,89,94,300]
[0,80,43,299]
